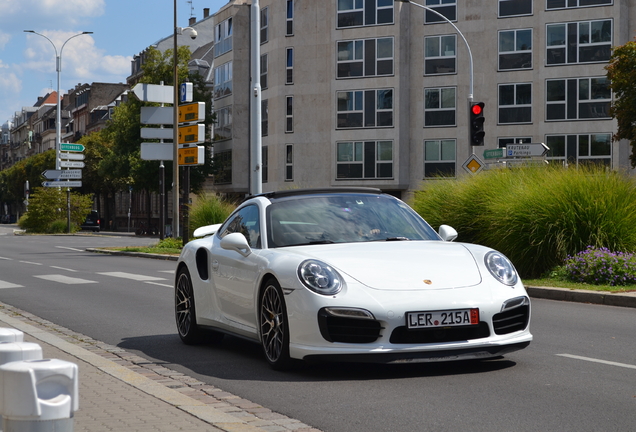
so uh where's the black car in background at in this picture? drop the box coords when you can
[80,210,100,232]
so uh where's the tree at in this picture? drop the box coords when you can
[606,41,636,167]
[18,186,93,233]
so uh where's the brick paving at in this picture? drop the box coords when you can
[0,302,321,432]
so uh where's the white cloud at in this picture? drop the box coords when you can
[0,32,10,50]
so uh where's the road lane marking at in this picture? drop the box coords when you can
[0,280,23,289]
[19,261,42,265]
[557,354,636,370]
[97,272,166,281]
[158,270,175,274]
[144,281,173,288]
[55,246,84,252]
[34,275,98,285]
[0,257,12,261]
[49,266,78,272]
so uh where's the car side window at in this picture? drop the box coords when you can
[219,205,261,249]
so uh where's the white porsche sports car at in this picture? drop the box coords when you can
[175,188,532,369]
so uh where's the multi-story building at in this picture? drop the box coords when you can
[208,0,633,199]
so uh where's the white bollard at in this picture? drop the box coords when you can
[0,330,23,343]
[0,359,78,432]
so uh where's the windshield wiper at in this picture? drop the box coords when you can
[385,237,410,241]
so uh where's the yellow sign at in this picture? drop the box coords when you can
[178,124,205,145]
[462,154,485,174]
[178,102,205,124]
[178,146,200,165]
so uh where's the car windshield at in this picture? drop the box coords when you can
[266,194,440,248]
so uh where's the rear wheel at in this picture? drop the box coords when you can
[259,279,292,370]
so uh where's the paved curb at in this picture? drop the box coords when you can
[0,309,265,432]
[86,248,178,261]
[526,286,636,309]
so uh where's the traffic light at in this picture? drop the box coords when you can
[470,102,485,146]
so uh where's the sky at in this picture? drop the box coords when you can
[0,0,229,126]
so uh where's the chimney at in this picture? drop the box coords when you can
[204,8,209,18]
[189,17,196,25]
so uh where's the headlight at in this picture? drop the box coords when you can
[485,251,518,286]
[298,259,344,295]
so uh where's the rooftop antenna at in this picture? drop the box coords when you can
[187,0,194,17]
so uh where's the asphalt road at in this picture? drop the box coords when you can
[0,227,634,431]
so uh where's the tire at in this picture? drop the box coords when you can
[259,278,292,370]
[175,266,203,344]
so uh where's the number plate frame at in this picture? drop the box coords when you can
[406,308,479,329]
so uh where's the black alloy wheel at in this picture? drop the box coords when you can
[260,279,292,370]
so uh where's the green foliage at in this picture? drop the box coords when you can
[559,246,636,286]
[606,41,636,167]
[0,150,55,206]
[411,166,636,278]
[188,194,236,237]
[18,187,93,233]
[155,237,183,250]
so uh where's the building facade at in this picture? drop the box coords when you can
[208,0,634,199]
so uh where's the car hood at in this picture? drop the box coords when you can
[286,241,482,290]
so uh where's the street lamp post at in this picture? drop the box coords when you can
[23,30,93,171]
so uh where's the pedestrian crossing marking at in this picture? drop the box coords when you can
[97,272,166,281]
[0,280,23,289]
[34,275,98,285]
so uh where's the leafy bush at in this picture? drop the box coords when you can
[188,194,236,237]
[47,219,70,234]
[411,166,636,278]
[19,187,93,233]
[155,237,183,249]
[560,247,636,286]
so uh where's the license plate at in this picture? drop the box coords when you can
[406,308,479,329]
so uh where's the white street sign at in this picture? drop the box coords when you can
[506,143,549,157]
[59,152,85,160]
[141,106,173,125]
[141,127,174,140]
[131,83,174,104]
[141,143,174,161]
[42,181,82,188]
[60,161,85,168]
[42,169,82,180]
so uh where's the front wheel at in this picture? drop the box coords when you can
[259,279,292,370]
[175,267,203,344]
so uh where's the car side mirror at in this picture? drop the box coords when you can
[438,225,458,242]
[220,232,252,257]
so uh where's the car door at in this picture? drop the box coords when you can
[211,205,263,333]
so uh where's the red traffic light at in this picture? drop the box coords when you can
[471,103,483,115]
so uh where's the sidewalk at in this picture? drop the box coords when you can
[0,302,319,432]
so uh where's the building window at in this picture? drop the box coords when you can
[545,133,611,167]
[262,146,268,183]
[214,18,233,57]
[498,137,531,148]
[262,99,268,136]
[337,89,393,129]
[424,87,456,127]
[286,96,293,133]
[547,0,611,9]
[286,47,294,84]
[213,106,232,141]
[286,0,294,35]
[214,150,232,184]
[499,0,532,17]
[425,0,456,24]
[260,54,268,90]
[213,62,232,99]
[285,144,293,181]
[498,83,532,124]
[424,139,456,178]
[499,29,532,70]
[546,19,612,65]
[337,141,393,179]
[546,77,611,121]
[337,0,394,28]
[425,35,456,75]
[261,7,269,43]
[337,37,394,78]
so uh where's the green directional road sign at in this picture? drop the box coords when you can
[483,148,504,159]
[60,143,85,152]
